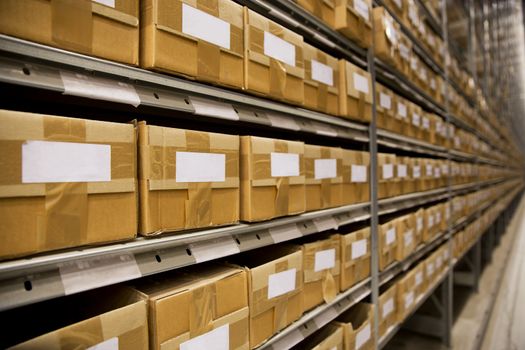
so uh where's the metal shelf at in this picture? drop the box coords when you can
[377,129,448,158]
[416,0,443,39]
[0,35,369,143]
[0,202,370,311]
[378,187,448,216]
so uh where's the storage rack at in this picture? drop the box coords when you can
[0,0,522,349]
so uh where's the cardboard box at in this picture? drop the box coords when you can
[424,252,437,287]
[396,213,417,260]
[295,0,336,28]
[376,83,396,130]
[0,109,136,260]
[379,219,399,271]
[407,158,423,193]
[294,323,343,350]
[397,32,413,77]
[303,42,340,115]
[414,208,425,244]
[3,286,148,350]
[395,157,410,195]
[423,158,435,190]
[244,8,305,105]
[340,227,371,291]
[131,264,248,350]
[334,0,373,48]
[383,0,405,18]
[240,136,305,222]
[421,112,432,141]
[305,145,343,211]
[230,245,304,348]
[378,284,398,338]
[407,102,423,140]
[378,153,396,199]
[342,150,370,204]
[339,60,373,122]
[423,206,438,242]
[333,303,375,350]
[301,235,341,311]
[0,0,139,65]
[141,0,244,89]
[393,95,410,135]
[412,262,426,299]
[137,122,239,235]
[396,268,417,322]
[373,7,400,67]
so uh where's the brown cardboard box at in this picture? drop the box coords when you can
[383,0,405,18]
[342,150,370,204]
[396,213,417,261]
[393,95,410,135]
[396,268,417,322]
[240,136,305,222]
[131,264,248,350]
[301,235,341,311]
[303,42,340,115]
[141,0,244,89]
[424,252,437,288]
[334,0,373,48]
[395,156,409,195]
[230,245,304,348]
[423,206,438,242]
[3,286,148,350]
[0,0,139,65]
[295,0,336,28]
[414,208,425,244]
[305,145,343,211]
[0,109,136,260]
[379,219,399,271]
[398,32,413,77]
[292,323,343,350]
[378,284,398,337]
[437,203,447,232]
[339,60,373,122]
[340,227,371,291]
[376,83,395,130]
[378,153,396,199]
[373,7,400,67]
[412,261,426,299]
[244,8,305,105]
[423,158,435,190]
[137,122,239,235]
[408,157,424,193]
[421,112,432,142]
[407,102,423,140]
[333,303,375,350]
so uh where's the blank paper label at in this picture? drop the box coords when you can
[351,165,367,183]
[176,152,225,183]
[426,164,433,176]
[87,338,118,350]
[22,140,110,183]
[436,256,443,269]
[397,164,407,178]
[311,60,334,86]
[417,217,423,232]
[191,97,239,120]
[382,164,394,179]
[268,268,296,299]
[413,165,421,178]
[92,0,115,7]
[182,4,230,49]
[180,324,229,350]
[314,249,336,272]
[436,212,442,224]
[398,103,407,118]
[386,228,396,245]
[404,230,413,247]
[428,214,435,228]
[354,0,369,20]
[434,167,441,178]
[422,117,430,129]
[264,32,295,67]
[352,239,367,259]
[380,93,392,109]
[404,291,415,309]
[415,271,423,286]
[427,262,435,276]
[356,324,371,349]
[353,73,369,94]
[269,224,302,243]
[315,159,337,180]
[383,298,394,318]
[271,152,300,177]
[412,113,420,126]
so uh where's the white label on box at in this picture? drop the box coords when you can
[266,113,301,131]
[189,237,240,263]
[420,68,427,81]
[180,324,229,350]
[351,165,367,183]
[413,165,421,178]
[356,324,371,350]
[264,31,295,66]
[398,102,407,118]
[427,262,435,276]
[271,152,300,177]
[22,140,111,183]
[412,113,421,126]
[353,72,369,94]
[191,97,239,120]
[315,159,337,180]
[393,0,402,8]
[352,239,368,259]
[382,298,394,318]
[428,33,435,46]
[60,71,141,107]
[269,224,302,243]
[436,256,443,269]
[176,152,225,183]
[382,164,394,179]
[444,249,450,260]
[404,230,413,247]
[422,117,430,129]
[428,214,435,228]
[404,291,415,309]
[410,57,418,70]
[87,337,118,350]
[314,249,336,272]
[380,93,392,109]
[397,164,407,178]
[92,0,115,7]
[430,78,436,90]
[268,268,296,299]
[354,0,370,20]
[417,217,423,232]
[182,4,230,50]
[60,253,141,295]
[434,167,441,178]
[311,60,334,86]
[426,164,433,176]
[436,212,442,224]
[386,227,396,245]
[399,43,410,60]
[415,271,423,286]
[436,121,442,133]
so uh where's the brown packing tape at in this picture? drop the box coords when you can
[196,0,221,81]
[274,140,289,217]
[273,259,290,331]
[358,92,365,119]
[51,0,93,55]
[189,284,216,337]
[320,148,331,208]
[268,21,288,100]
[322,271,337,303]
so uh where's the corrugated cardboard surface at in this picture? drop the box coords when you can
[396,213,417,260]
[244,8,304,105]
[0,0,139,65]
[376,83,395,130]
[240,136,305,222]
[373,7,398,67]
[378,153,396,199]
[295,0,336,28]
[141,0,244,89]
[138,122,239,235]
[334,302,375,350]
[334,0,372,48]
[293,323,343,350]
[341,149,370,204]
[378,283,397,338]
[395,156,410,195]
[302,235,341,311]
[303,42,339,115]
[412,261,426,299]
[340,227,370,291]
[379,218,399,271]
[396,268,416,322]
[339,60,372,122]
[131,264,248,350]
[0,109,136,260]
[305,145,343,211]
